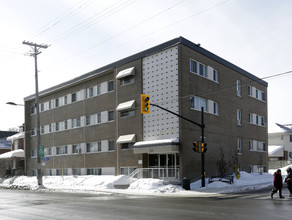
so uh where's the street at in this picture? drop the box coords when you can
[0,188,291,220]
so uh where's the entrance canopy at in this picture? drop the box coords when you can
[0,149,24,159]
[132,138,179,154]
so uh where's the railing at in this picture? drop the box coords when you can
[129,168,180,181]
[269,160,291,170]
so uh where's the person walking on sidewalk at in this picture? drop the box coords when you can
[271,169,284,199]
[284,167,292,197]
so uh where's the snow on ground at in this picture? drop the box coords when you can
[0,165,291,196]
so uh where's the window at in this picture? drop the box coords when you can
[249,113,253,124]
[213,69,218,82]
[31,128,36,136]
[248,86,265,101]
[72,90,83,102]
[249,140,266,151]
[87,142,101,153]
[56,146,68,155]
[258,90,265,101]
[44,169,52,176]
[41,126,45,134]
[120,75,134,86]
[249,140,254,151]
[96,84,101,95]
[44,147,52,156]
[97,113,101,123]
[40,103,44,112]
[237,109,242,125]
[248,86,252,96]
[72,144,80,154]
[108,140,115,151]
[249,113,265,126]
[199,63,207,77]
[190,59,198,73]
[213,102,219,115]
[86,114,97,125]
[108,111,114,121]
[72,118,81,128]
[290,135,292,142]
[87,168,102,175]
[87,87,94,98]
[121,143,134,149]
[30,106,36,115]
[32,169,37,176]
[190,59,207,77]
[237,138,242,154]
[108,81,114,92]
[71,92,78,102]
[55,98,59,107]
[190,59,218,82]
[250,165,266,173]
[57,121,67,131]
[256,115,265,126]
[120,110,135,118]
[58,96,66,106]
[56,168,68,176]
[236,80,241,96]
[73,168,81,175]
[190,96,207,112]
[86,113,101,125]
[31,149,37,158]
[120,167,136,176]
[257,142,266,151]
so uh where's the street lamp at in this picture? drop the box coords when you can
[6,102,25,106]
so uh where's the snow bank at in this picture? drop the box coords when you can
[0,171,276,196]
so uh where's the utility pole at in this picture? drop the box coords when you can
[23,41,48,186]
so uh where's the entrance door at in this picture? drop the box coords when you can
[149,154,179,180]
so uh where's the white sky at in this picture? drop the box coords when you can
[0,0,292,131]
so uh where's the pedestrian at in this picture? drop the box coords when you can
[284,167,292,197]
[271,169,284,199]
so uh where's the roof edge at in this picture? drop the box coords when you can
[24,36,267,101]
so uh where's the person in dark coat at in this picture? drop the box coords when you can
[284,167,292,197]
[271,169,284,199]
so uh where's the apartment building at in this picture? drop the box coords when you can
[24,37,268,181]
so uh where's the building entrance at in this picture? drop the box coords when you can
[149,154,179,180]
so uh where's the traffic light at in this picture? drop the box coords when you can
[141,94,150,114]
[201,142,207,153]
[192,141,199,152]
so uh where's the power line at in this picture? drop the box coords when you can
[44,0,186,71]
[47,0,136,43]
[44,0,232,73]
[32,0,96,41]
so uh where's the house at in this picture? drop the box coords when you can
[268,123,292,163]
[24,37,268,181]
[0,131,18,176]
[0,131,17,154]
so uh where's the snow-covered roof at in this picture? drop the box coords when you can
[0,149,24,159]
[134,138,179,147]
[6,132,24,142]
[269,123,292,133]
[268,145,284,157]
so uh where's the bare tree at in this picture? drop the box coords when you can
[216,147,231,177]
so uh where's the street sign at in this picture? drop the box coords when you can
[38,145,44,157]
[41,157,50,161]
